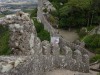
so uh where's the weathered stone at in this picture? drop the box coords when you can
[1,64,13,73]
[63,46,72,57]
[14,58,25,67]
[52,44,60,55]
[73,50,82,62]
[4,12,37,55]
[0,9,90,75]
[82,54,89,73]
[34,37,42,55]
[42,40,51,55]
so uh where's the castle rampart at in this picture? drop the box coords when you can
[0,7,89,75]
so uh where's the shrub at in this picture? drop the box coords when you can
[33,18,44,33]
[95,48,100,54]
[90,36,99,48]
[33,18,50,41]
[83,35,93,46]
[90,54,100,63]
[0,26,11,55]
[38,30,50,41]
[83,34,100,53]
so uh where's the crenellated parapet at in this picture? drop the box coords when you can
[0,11,89,75]
[40,41,89,73]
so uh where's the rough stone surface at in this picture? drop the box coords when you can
[0,11,89,75]
[42,40,51,55]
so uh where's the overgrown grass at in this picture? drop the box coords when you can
[33,18,50,41]
[37,30,50,41]
[0,25,11,55]
[90,54,100,63]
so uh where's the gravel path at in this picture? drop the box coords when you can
[57,29,79,42]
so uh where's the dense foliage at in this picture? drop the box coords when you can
[49,0,100,63]
[90,54,100,63]
[37,30,50,41]
[49,0,100,28]
[83,34,100,53]
[0,25,11,55]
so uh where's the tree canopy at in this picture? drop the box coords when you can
[49,0,100,28]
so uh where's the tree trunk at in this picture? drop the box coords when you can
[90,13,94,26]
[87,12,90,27]
[87,17,90,27]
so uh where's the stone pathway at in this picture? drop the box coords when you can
[57,29,79,42]
[46,69,98,75]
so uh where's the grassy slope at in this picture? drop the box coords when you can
[0,26,11,55]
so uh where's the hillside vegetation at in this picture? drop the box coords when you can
[49,0,100,29]
[0,25,11,55]
[48,0,100,63]
[30,9,50,41]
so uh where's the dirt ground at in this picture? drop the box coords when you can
[45,69,98,75]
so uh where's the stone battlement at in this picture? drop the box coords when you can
[0,11,89,75]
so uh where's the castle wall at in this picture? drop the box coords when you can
[0,10,89,75]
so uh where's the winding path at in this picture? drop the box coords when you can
[57,29,79,42]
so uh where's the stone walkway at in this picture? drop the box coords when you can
[46,69,98,75]
[57,29,79,42]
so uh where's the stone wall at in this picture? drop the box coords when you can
[36,0,89,73]
[0,12,38,55]
[0,50,89,75]
[0,11,89,75]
